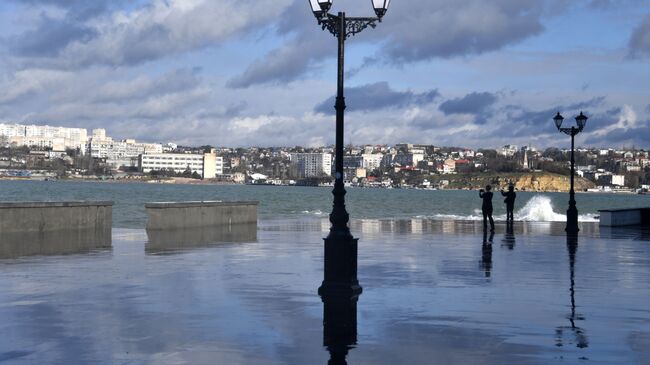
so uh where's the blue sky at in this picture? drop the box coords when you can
[0,0,649,148]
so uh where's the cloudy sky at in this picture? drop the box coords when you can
[0,0,649,148]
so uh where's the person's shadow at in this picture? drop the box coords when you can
[555,235,589,349]
[322,294,358,364]
[480,229,495,277]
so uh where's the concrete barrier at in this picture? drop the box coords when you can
[599,208,650,227]
[0,201,113,234]
[0,201,113,259]
[145,201,258,230]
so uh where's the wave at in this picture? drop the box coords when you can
[431,195,598,222]
[300,210,326,216]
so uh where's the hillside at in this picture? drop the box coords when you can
[434,172,595,192]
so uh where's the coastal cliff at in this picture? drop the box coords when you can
[440,172,595,192]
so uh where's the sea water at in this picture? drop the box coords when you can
[1,180,649,228]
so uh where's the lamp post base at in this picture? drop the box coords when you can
[566,206,580,234]
[318,235,363,298]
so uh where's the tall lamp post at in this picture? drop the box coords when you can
[553,111,588,234]
[308,0,391,298]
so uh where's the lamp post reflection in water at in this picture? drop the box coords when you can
[555,235,589,349]
[322,295,358,365]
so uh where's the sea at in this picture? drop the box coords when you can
[2,181,650,364]
[1,180,649,228]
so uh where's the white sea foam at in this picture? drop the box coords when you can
[432,195,598,222]
[301,210,325,216]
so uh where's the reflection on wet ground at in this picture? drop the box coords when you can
[145,224,257,254]
[1,219,649,364]
[0,229,111,259]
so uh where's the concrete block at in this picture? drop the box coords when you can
[0,201,113,235]
[145,201,258,230]
[0,201,113,258]
[599,208,646,227]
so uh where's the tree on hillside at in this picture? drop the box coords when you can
[182,165,192,178]
[542,148,568,162]
[477,149,497,159]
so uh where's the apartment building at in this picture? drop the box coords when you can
[88,129,163,168]
[362,153,384,171]
[0,123,88,152]
[139,150,224,179]
[290,153,332,178]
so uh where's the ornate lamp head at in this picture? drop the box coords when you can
[309,0,333,18]
[575,112,588,131]
[372,0,391,19]
[553,112,564,130]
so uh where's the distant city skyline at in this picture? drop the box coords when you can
[0,0,649,148]
[1,120,648,151]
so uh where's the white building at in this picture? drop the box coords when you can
[88,129,162,168]
[362,153,384,171]
[443,159,456,174]
[162,143,178,152]
[290,153,332,178]
[597,174,625,187]
[500,145,518,157]
[0,123,88,152]
[393,150,424,167]
[139,150,224,179]
[461,149,475,158]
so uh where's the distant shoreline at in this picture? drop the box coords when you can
[0,176,644,195]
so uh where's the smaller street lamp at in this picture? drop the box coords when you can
[553,111,588,234]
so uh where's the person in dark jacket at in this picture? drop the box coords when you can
[501,184,517,223]
[479,185,495,232]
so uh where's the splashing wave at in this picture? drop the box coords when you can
[431,195,598,222]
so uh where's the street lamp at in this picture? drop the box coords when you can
[553,111,588,234]
[308,0,390,298]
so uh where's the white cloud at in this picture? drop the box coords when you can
[8,0,294,68]
[1,1,649,148]
[0,69,69,104]
[230,0,553,87]
[590,104,638,138]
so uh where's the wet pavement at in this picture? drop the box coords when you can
[1,219,649,364]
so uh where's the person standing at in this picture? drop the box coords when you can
[479,185,495,232]
[501,184,517,223]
